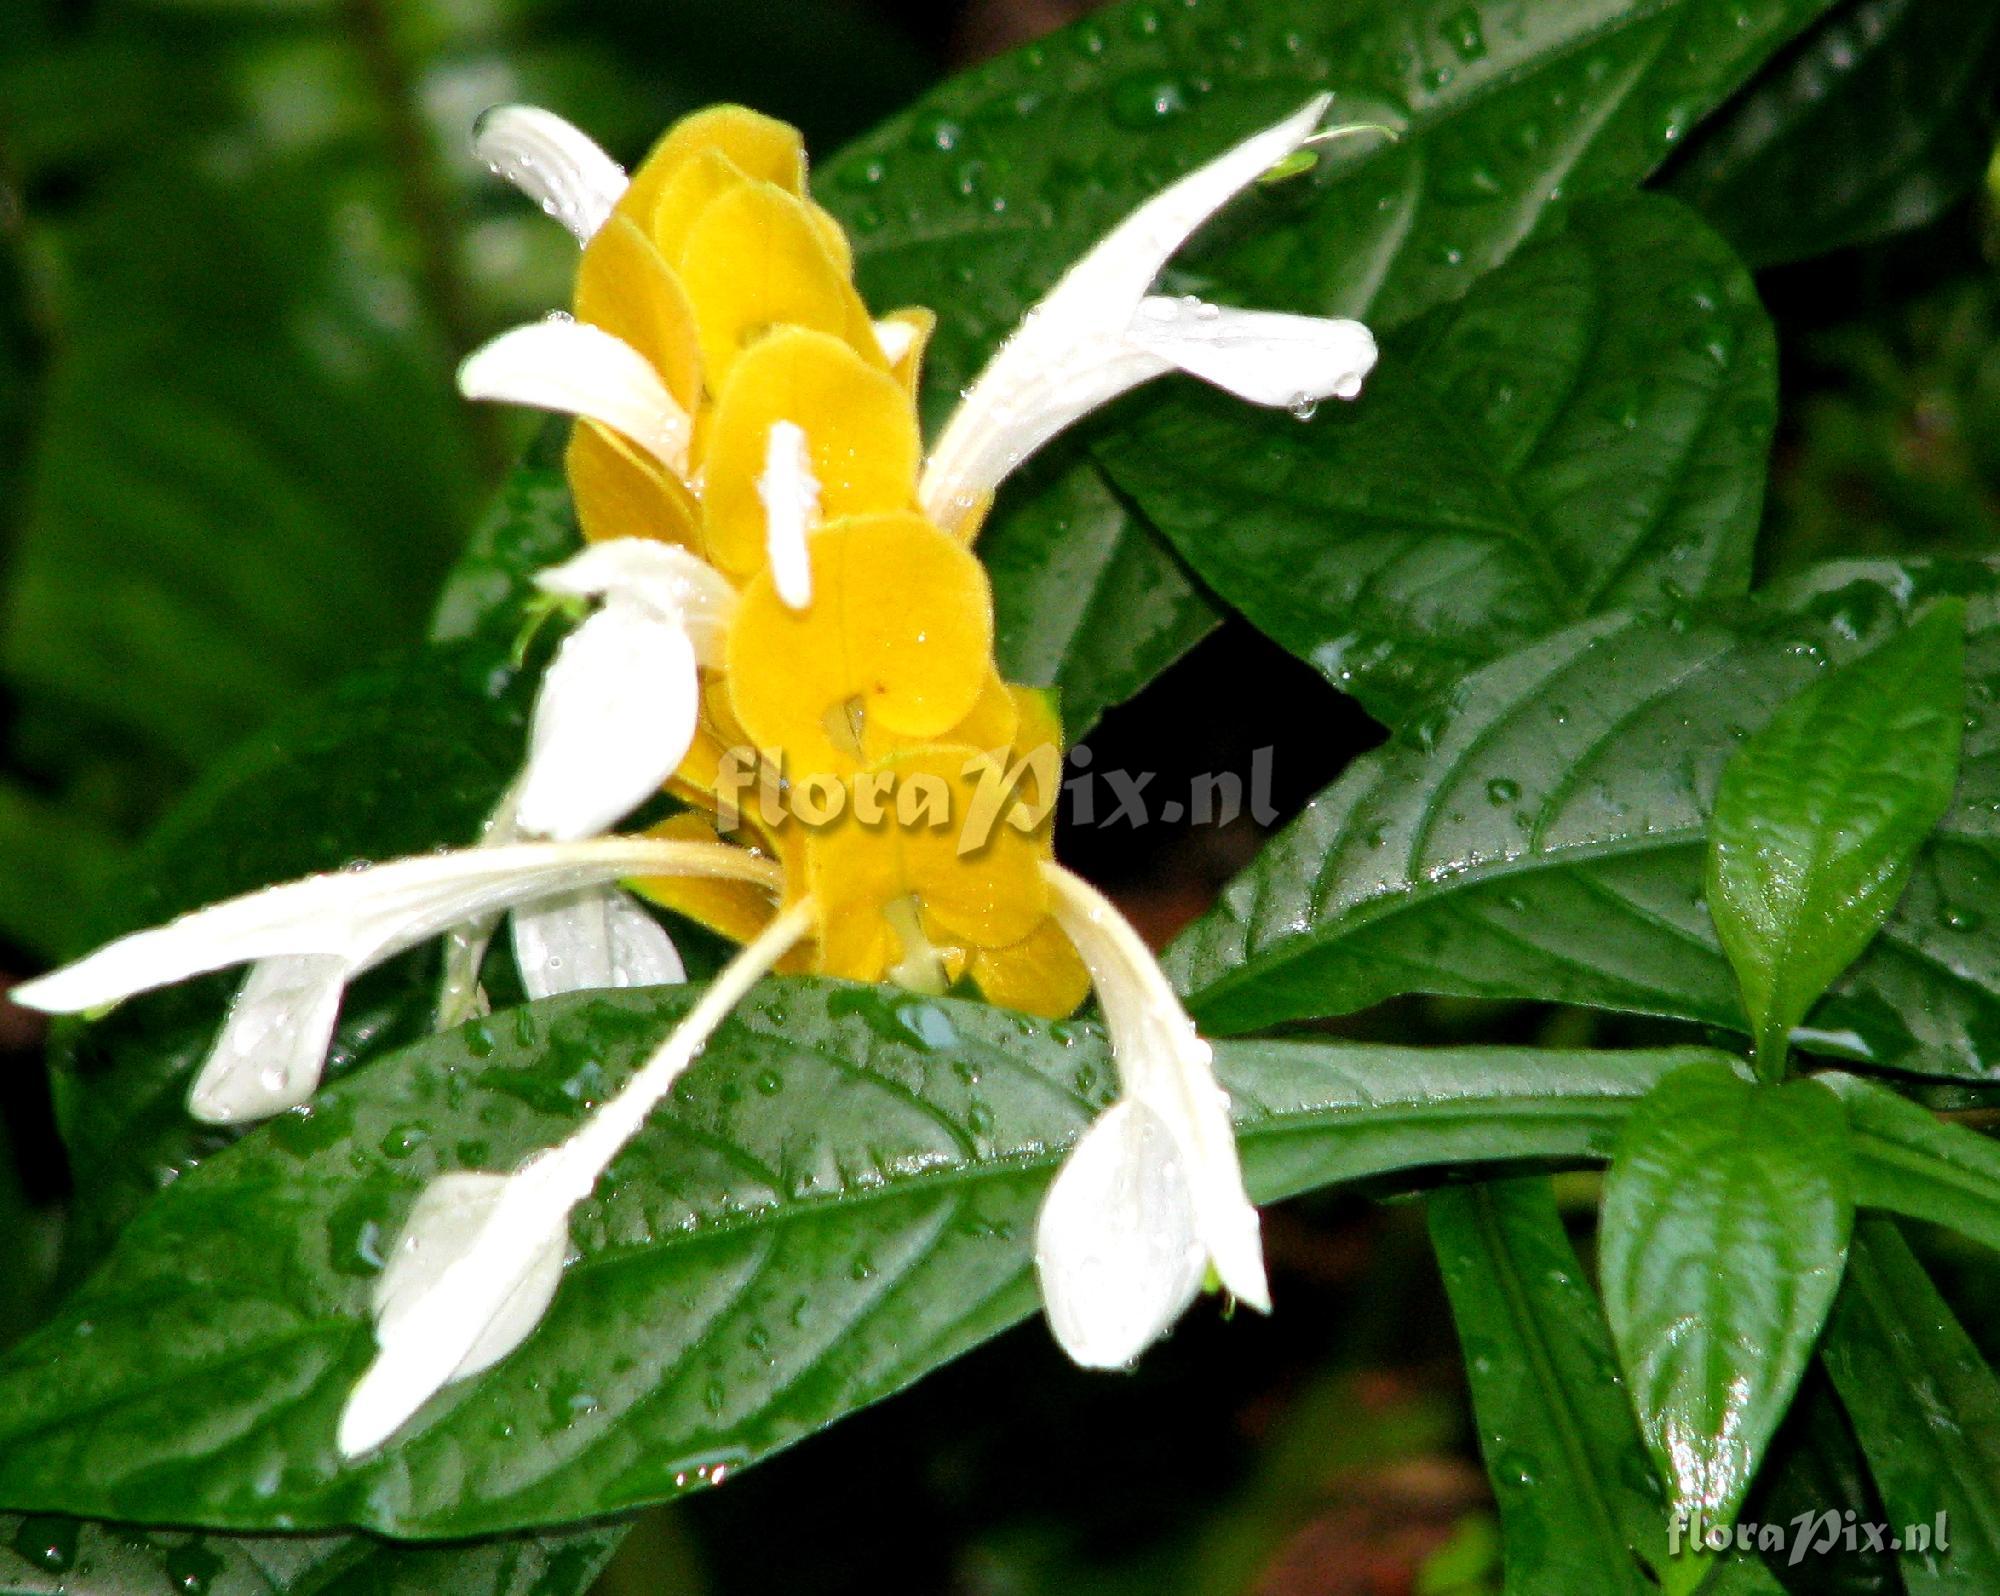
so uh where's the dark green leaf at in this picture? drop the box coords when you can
[1099,194,1776,725]
[1825,1072,2000,1256]
[1171,559,2000,1077]
[0,980,1723,1535]
[1820,1221,2000,1591]
[1707,601,1966,1069]
[1600,1063,1854,1528]
[49,646,530,1281]
[1429,1176,1666,1595]
[978,453,1218,740]
[1668,0,2000,267]
[822,0,1843,730]
[0,1514,624,1596]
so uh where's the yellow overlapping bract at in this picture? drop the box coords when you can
[563,103,1088,1017]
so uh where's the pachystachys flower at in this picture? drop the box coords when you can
[15,97,1378,1456]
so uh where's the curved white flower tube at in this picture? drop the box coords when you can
[1033,864,1266,1368]
[758,420,821,610]
[13,839,782,1123]
[919,97,1378,533]
[339,898,818,1455]
[473,105,628,244]
[459,318,692,475]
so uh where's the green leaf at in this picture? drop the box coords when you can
[1825,1071,2000,1257]
[1171,559,2000,1076]
[1429,1176,1666,1595]
[49,645,530,1280]
[0,980,1724,1536]
[1819,1221,2000,1591]
[977,453,1219,740]
[1600,1063,1855,1529]
[1667,0,2000,268]
[1098,193,1776,726]
[821,0,1843,731]
[1707,600,1966,1071]
[0,1514,624,1596]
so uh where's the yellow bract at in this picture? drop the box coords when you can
[700,328,920,579]
[566,423,699,548]
[726,513,993,772]
[548,102,1094,1022]
[681,182,882,391]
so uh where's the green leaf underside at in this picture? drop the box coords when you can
[1819,1221,2000,1592]
[1600,1063,1854,1528]
[818,0,1841,732]
[0,980,1721,1537]
[1170,557,2000,1076]
[1100,193,1776,726]
[0,1514,622,1596]
[48,647,530,1282]
[1667,0,2000,268]
[1429,1177,1664,1595]
[1707,600,1966,1069]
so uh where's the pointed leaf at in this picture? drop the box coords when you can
[1172,559,2000,1078]
[1707,600,1966,1068]
[0,979,1724,1536]
[1601,1063,1854,1529]
[1820,1221,2000,1592]
[1430,1176,1667,1595]
[820,0,1843,732]
[1099,194,1777,725]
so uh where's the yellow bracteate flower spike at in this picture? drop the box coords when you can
[699,327,921,579]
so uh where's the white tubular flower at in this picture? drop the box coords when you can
[472,105,628,244]
[1033,864,1267,1368]
[758,420,821,610]
[339,898,818,1455]
[919,96,1377,532]
[459,317,692,475]
[512,539,736,843]
[511,886,685,1002]
[12,839,783,1122]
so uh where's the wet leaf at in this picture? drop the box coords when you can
[0,983,1724,1535]
[1430,1176,1665,1595]
[1668,0,2000,267]
[1819,1221,2000,1593]
[1600,1062,1854,1531]
[1100,194,1776,724]
[1707,600,1965,1070]
[1172,559,2000,1078]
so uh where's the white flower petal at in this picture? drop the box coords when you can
[511,886,685,1000]
[534,538,736,665]
[758,420,821,610]
[1034,1099,1208,1368]
[922,96,1341,527]
[459,319,690,472]
[472,105,628,243]
[339,1165,571,1456]
[513,598,699,841]
[339,899,818,1453]
[187,954,351,1124]
[1126,296,1377,408]
[871,319,919,366]
[13,838,780,1016]
[1042,863,1268,1324]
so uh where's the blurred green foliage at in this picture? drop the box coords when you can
[0,0,928,960]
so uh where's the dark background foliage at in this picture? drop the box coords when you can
[4,0,2000,1591]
